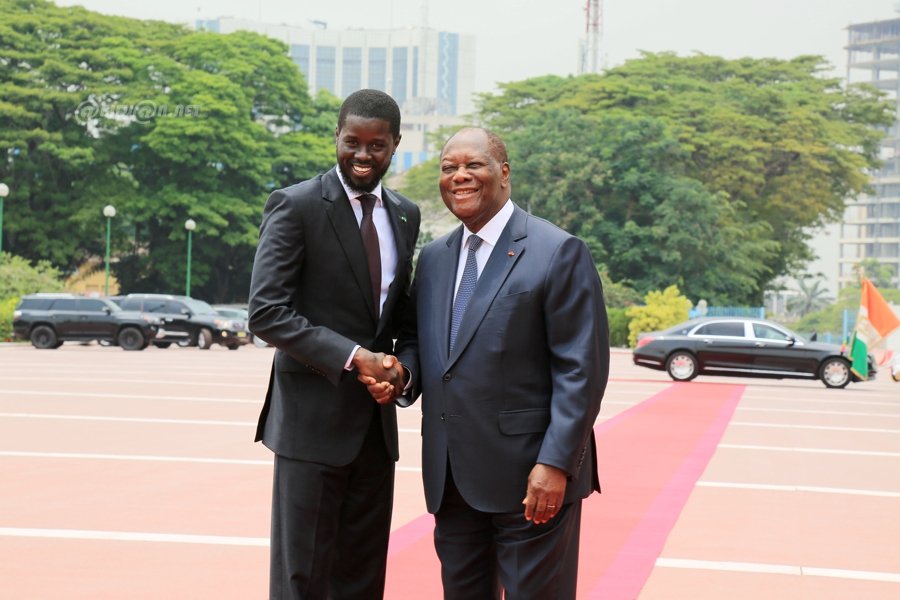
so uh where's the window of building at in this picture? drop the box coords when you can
[437,32,459,115]
[290,44,310,81]
[392,47,408,106]
[342,47,362,96]
[368,47,386,91]
[412,47,419,97]
[316,46,337,95]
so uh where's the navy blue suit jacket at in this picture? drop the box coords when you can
[398,204,608,513]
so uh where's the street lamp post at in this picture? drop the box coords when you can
[103,205,116,296]
[184,218,196,297]
[0,182,9,253]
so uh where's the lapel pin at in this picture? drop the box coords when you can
[508,250,515,257]
[400,215,407,222]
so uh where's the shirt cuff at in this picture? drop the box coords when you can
[344,345,361,371]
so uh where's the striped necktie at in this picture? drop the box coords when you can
[449,235,482,350]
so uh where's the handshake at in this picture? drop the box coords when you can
[352,348,406,405]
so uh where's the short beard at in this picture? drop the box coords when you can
[339,162,384,194]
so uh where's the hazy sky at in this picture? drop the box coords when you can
[56,0,897,94]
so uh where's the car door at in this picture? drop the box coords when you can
[749,322,817,376]
[691,320,756,372]
[50,298,82,338]
[76,299,116,339]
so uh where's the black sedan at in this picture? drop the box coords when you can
[632,317,876,389]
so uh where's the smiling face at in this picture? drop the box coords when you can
[439,129,510,233]
[336,114,400,193]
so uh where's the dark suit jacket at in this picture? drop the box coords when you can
[248,167,420,466]
[397,204,608,513]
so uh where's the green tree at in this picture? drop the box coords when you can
[0,0,336,301]
[475,54,893,303]
[787,276,832,317]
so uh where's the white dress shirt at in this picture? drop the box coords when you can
[453,199,515,297]
[336,168,399,370]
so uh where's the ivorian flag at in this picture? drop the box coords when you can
[849,277,900,378]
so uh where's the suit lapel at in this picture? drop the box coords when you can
[447,207,527,369]
[322,168,378,322]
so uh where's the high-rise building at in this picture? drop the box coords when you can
[196,17,476,171]
[843,13,900,289]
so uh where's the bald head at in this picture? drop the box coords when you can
[439,127,511,233]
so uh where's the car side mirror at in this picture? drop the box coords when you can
[786,336,796,346]
[103,307,112,314]
[181,308,192,316]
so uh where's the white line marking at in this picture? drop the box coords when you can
[738,406,900,419]
[0,390,259,405]
[0,450,270,465]
[739,396,900,408]
[0,451,423,472]
[0,527,269,547]
[656,557,900,583]
[0,376,261,388]
[719,444,900,458]
[697,481,900,498]
[0,413,255,427]
[730,421,900,434]
[657,557,798,575]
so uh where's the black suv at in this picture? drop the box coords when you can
[13,293,160,350]
[111,293,250,350]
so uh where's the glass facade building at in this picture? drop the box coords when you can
[196,18,476,171]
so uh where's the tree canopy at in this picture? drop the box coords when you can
[0,0,338,301]
[471,53,893,304]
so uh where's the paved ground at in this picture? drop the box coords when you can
[0,342,898,598]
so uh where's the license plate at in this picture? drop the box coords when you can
[237,331,246,337]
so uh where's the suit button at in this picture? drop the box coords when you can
[440,413,445,421]
[443,374,452,381]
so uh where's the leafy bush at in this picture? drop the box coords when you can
[0,296,19,341]
[625,285,693,347]
[0,252,64,298]
[606,307,631,348]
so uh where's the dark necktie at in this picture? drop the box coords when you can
[358,194,382,317]
[450,235,482,350]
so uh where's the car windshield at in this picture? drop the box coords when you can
[183,298,218,315]
[102,300,123,312]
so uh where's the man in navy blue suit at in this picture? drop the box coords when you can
[374,127,609,599]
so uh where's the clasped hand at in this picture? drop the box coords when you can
[353,349,404,404]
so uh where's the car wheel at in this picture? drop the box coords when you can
[227,344,240,351]
[666,351,698,382]
[819,357,851,389]
[117,327,146,351]
[30,325,59,350]
[196,328,213,350]
[153,342,172,349]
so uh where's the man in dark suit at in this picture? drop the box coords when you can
[248,89,420,599]
[378,127,608,599]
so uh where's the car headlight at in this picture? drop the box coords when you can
[215,319,234,330]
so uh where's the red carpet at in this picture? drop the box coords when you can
[384,382,744,599]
